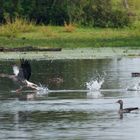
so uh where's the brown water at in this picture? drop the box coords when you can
[0,58,140,140]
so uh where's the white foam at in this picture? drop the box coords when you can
[127,80,140,91]
[36,84,49,94]
[86,73,105,98]
[86,79,104,91]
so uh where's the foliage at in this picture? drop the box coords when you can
[0,17,35,38]
[110,10,131,27]
[0,26,140,48]
[0,0,139,28]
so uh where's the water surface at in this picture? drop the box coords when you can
[0,58,140,140]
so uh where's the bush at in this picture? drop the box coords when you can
[0,17,35,38]
[91,0,131,28]
[110,10,131,28]
[0,0,135,28]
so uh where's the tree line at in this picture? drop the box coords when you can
[0,0,138,28]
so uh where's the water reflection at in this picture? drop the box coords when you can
[87,91,103,99]
[0,58,140,139]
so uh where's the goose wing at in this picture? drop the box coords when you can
[17,59,31,81]
[13,65,19,76]
[124,107,139,112]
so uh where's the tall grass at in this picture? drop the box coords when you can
[40,25,58,38]
[64,22,76,32]
[0,17,35,38]
[0,19,140,48]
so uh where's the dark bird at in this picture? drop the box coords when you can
[0,59,38,92]
[132,72,140,77]
[116,100,139,113]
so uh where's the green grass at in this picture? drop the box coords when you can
[0,22,140,48]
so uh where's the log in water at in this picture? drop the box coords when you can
[0,46,62,52]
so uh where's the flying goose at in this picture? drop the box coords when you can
[0,59,38,92]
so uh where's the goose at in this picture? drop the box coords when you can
[116,100,139,113]
[0,59,38,92]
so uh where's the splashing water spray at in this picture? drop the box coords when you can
[36,83,49,94]
[86,79,104,91]
[85,72,106,98]
[127,79,140,91]
[86,72,105,91]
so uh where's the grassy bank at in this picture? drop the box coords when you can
[0,20,140,48]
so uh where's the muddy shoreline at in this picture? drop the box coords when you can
[0,47,140,60]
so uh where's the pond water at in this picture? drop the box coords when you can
[0,57,140,140]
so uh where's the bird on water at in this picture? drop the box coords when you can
[116,99,139,119]
[0,59,38,92]
[116,99,139,113]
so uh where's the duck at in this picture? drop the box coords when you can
[132,72,140,77]
[116,100,139,113]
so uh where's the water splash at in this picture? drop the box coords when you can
[86,79,104,98]
[127,80,140,91]
[86,73,105,98]
[86,79,104,91]
[87,91,103,98]
[36,84,49,94]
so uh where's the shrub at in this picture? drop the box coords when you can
[0,17,35,38]
[91,0,132,28]
[64,21,75,32]
[110,10,131,28]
